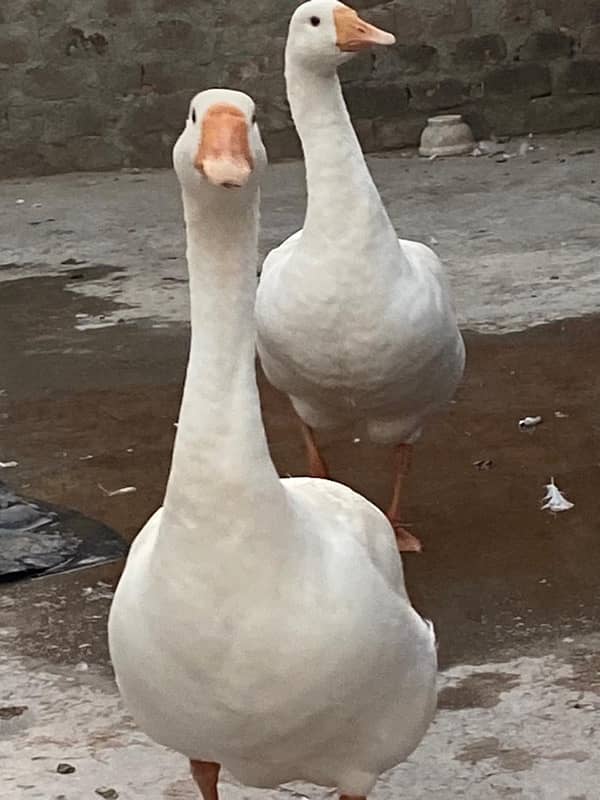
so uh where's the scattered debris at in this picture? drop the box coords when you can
[56,763,76,775]
[428,235,439,245]
[472,144,490,158]
[473,459,494,470]
[0,705,28,719]
[98,483,137,497]
[570,148,595,156]
[0,461,18,468]
[79,454,94,460]
[541,478,574,513]
[61,257,87,265]
[518,134,537,157]
[472,139,506,157]
[519,415,542,430]
[75,661,89,672]
[469,228,490,239]
[554,411,569,419]
[15,199,24,205]
[279,789,309,800]
[32,202,42,208]
[95,789,119,800]
[82,582,114,601]
[495,153,514,163]
[353,437,361,444]
[75,315,118,331]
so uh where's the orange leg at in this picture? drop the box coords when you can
[299,420,330,479]
[190,760,220,800]
[341,795,366,800]
[386,443,422,553]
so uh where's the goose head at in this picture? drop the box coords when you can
[173,89,266,195]
[287,0,396,71]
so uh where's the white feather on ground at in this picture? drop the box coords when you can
[541,478,574,512]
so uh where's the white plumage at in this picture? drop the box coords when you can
[108,88,437,799]
[255,1,465,549]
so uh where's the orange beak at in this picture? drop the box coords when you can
[194,103,254,188]
[334,5,396,52]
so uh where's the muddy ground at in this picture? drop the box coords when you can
[1,130,600,799]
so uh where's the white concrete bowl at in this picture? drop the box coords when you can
[419,114,475,157]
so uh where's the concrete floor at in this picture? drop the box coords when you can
[1,130,600,799]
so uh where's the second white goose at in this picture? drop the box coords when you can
[256,0,465,552]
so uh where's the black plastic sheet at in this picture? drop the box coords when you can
[0,481,127,582]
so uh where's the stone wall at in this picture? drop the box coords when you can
[1,0,600,177]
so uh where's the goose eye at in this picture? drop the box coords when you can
[310,16,320,26]
[251,113,257,124]
[191,108,197,124]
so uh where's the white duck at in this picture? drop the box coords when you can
[108,88,436,800]
[255,0,466,552]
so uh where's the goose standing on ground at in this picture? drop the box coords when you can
[255,0,465,552]
[108,88,436,800]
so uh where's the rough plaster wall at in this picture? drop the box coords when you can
[1,0,599,177]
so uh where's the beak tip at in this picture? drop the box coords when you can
[198,157,252,189]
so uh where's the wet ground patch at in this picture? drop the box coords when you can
[1,273,600,665]
[438,671,521,710]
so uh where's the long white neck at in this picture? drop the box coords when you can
[286,54,398,246]
[160,187,285,547]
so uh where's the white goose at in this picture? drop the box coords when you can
[255,0,465,552]
[108,88,436,800]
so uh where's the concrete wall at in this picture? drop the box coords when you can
[1,0,600,177]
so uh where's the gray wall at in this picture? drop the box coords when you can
[1,0,600,177]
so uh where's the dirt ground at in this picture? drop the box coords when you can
[1,130,600,799]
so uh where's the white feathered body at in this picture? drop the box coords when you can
[256,229,465,444]
[255,44,464,446]
[109,476,436,794]
[109,84,437,799]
